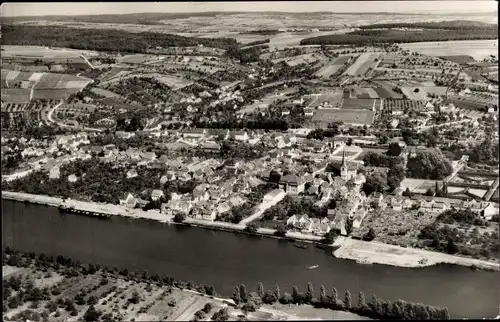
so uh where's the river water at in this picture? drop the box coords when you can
[2,199,499,318]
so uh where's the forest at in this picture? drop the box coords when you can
[300,28,498,46]
[358,20,498,31]
[1,25,239,53]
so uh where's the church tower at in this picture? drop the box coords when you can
[340,148,349,181]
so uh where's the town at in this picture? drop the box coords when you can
[1,3,499,322]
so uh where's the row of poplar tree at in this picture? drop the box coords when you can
[231,282,450,320]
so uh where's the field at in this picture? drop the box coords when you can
[148,74,193,90]
[118,54,163,65]
[236,93,283,115]
[32,88,80,101]
[397,39,499,61]
[383,99,425,111]
[312,109,374,126]
[352,208,441,248]
[273,53,323,67]
[449,98,490,111]
[1,89,32,103]
[401,86,447,101]
[343,53,379,77]
[314,55,351,78]
[90,87,121,98]
[2,264,227,322]
[308,90,343,109]
[439,55,476,65]
[341,98,379,110]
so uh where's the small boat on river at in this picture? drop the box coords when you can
[294,242,308,249]
[308,265,319,270]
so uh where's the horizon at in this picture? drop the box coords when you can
[0,1,497,17]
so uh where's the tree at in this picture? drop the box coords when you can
[331,288,338,304]
[129,291,141,304]
[292,285,300,303]
[387,142,402,156]
[319,285,327,304]
[358,292,366,310]
[306,282,314,304]
[279,292,293,304]
[363,228,376,241]
[274,223,287,237]
[212,308,229,321]
[262,290,278,304]
[346,138,353,146]
[274,284,280,300]
[245,222,259,233]
[83,305,101,322]
[203,303,213,314]
[446,238,459,254]
[345,290,352,310]
[239,284,248,303]
[257,282,264,298]
[232,286,241,304]
[173,213,186,223]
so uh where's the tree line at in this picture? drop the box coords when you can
[300,28,498,46]
[3,248,450,321]
[230,281,450,320]
[2,25,239,53]
[358,20,498,31]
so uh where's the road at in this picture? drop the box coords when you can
[417,118,473,132]
[239,191,287,225]
[46,101,104,132]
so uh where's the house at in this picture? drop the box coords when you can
[151,189,164,201]
[193,184,210,202]
[182,128,207,139]
[310,218,321,234]
[432,201,448,213]
[49,166,60,179]
[228,194,246,208]
[281,110,291,116]
[370,191,384,207]
[230,130,249,142]
[391,199,403,211]
[263,189,285,203]
[163,199,192,215]
[316,218,331,235]
[286,215,299,226]
[304,108,315,116]
[126,169,138,179]
[68,174,78,183]
[202,141,221,152]
[216,202,231,214]
[120,193,138,209]
[116,131,136,139]
[297,215,313,232]
[279,174,305,194]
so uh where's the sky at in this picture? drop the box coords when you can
[0,1,497,17]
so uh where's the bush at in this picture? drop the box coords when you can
[244,222,259,234]
[279,292,293,304]
[362,228,376,241]
[202,303,213,313]
[173,213,186,223]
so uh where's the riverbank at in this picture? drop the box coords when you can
[3,191,498,272]
[332,237,500,272]
[1,191,323,244]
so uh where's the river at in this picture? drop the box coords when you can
[2,199,499,319]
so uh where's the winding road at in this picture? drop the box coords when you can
[46,101,104,132]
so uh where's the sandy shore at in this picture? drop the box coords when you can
[333,237,500,271]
